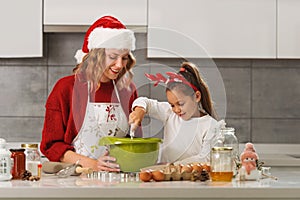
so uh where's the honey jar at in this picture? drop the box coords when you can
[210,147,233,182]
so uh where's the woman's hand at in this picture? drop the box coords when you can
[96,150,120,172]
[128,106,146,132]
[61,150,120,172]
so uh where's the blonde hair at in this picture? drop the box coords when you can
[73,48,136,92]
[166,62,217,119]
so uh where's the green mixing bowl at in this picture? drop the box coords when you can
[99,137,162,172]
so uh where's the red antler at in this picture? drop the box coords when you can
[145,73,167,86]
[166,72,187,83]
[145,72,198,91]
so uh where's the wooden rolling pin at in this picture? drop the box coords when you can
[42,161,92,176]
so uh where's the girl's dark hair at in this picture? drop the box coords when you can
[166,62,217,119]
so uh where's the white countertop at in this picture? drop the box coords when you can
[0,167,299,200]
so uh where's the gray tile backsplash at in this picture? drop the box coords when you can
[0,33,299,144]
[0,117,44,142]
[47,33,83,66]
[48,66,74,93]
[252,119,300,143]
[252,67,300,118]
[218,67,251,118]
[0,66,47,117]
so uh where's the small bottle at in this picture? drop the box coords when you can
[0,138,12,181]
[21,144,41,176]
[37,164,42,178]
[10,148,26,179]
[210,147,233,182]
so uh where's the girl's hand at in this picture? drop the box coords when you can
[128,106,146,132]
[97,151,120,172]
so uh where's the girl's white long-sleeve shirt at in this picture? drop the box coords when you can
[132,97,223,165]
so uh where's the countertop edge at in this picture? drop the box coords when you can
[2,187,300,199]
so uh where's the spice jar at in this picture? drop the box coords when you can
[0,138,12,181]
[210,147,233,182]
[21,144,41,176]
[10,148,26,179]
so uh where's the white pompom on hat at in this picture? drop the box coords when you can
[74,15,136,64]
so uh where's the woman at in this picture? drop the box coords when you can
[40,16,141,172]
[129,62,224,165]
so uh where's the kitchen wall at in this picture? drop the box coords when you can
[0,32,299,144]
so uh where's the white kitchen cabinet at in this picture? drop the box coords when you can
[44,0,147,27]
[277,0,300,58]
[0,0,42,57]
[148,0,276,58]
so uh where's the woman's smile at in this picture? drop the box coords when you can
[110,67,121,74]
[100,48,130,82]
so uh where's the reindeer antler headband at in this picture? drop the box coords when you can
[145,68,198,92]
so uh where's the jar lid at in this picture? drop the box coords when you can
[211,147,233,151]
[21,143,38,149]
[9,148,25,152]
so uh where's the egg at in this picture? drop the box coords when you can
[181,164,192,173]
[191,163,203,172]
[151,170,165,181]
[202,163,211,172]
[139,170,153,182]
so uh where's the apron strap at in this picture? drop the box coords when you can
[112,80,121,103]
[87,81,91,102]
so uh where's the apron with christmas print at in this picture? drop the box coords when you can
[72,81,129,159]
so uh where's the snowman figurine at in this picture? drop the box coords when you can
[239,142,260,180]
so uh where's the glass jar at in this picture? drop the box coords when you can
[0,138,12,181]
[220,127,239,160]
[10,148,26,179]
[21,144,41,176]
[210,147,233,182]
[220,127,239,176]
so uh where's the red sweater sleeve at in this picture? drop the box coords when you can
[40,75,79,161]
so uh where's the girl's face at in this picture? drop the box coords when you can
[100,48,130,82]
[166,88,201,121]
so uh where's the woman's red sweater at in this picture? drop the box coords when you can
[40,74,140,161]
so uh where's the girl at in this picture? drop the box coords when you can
[129,62,223,165]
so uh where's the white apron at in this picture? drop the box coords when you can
[72,81,129,159]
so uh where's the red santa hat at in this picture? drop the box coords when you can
[74,15,136,64]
